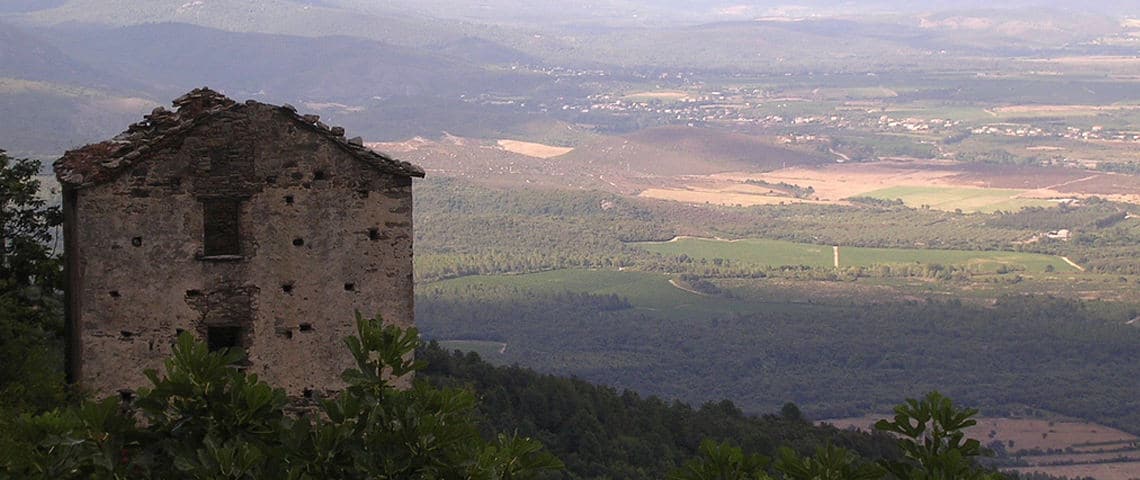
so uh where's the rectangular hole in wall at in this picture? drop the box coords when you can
[109,290,121,298]
[344,283,355,291]
[186,289,202,297]
[284,195,294,205]
[314,170,327,181]
[202,198,241,256]
[207,326,243,352]
[282,283,294,294]
[120,331,134,339]
[299,323,313,332]
[368,228,380,241]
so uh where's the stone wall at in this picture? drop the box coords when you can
[68,103,414,398]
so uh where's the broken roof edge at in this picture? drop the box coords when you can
[54,87,423,189]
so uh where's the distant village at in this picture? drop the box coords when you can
[456,64,1140,154]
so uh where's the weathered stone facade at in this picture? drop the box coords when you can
[55,88,424,398]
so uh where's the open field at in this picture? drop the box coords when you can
[717,163,968,201]
[828,415,1138,452]
[622,90,690,102]
[421,269,770,322]
[860,185,1053,213]
[992,103,1140,117]
[827,415,1140,480]
[496,139,574,158]
[637,186,821,207]
[1011,462,1140,480]
[634,237,1076,273]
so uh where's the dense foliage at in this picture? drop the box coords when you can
[423,344,1063,480]
[421,342,900,479]
[0,150,65,418]
[0,314,563,479]
[419,282,1140,433]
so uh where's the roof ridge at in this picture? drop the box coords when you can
[55,88,423,188]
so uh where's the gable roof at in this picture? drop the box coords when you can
[54,87,424,188]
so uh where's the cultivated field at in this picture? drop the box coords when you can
[622,90,691,102]
[635,237,1076,273]
[827,415,1140,480]
[496,139,574,158]
[860,186,1053,213]
[377,128,1140,209]
[638,186,820,207]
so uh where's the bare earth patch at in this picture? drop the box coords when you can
[711,162,964,202]
[622,90,690,101]
[637,184,828,207]
[497,139,574,159]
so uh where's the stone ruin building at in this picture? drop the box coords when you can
[54,88,424,399]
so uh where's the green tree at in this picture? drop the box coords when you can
[668,439,773,480]
[672,392,998,480]
[0,150,65,416]
[774,444,885,480]
[1,313,562,479]
[874,391,1000,480]
[0,149,61,292]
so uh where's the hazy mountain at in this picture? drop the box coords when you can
[0,21,138,91]
[40,22,515,101]
[297,0,1140,26]
[0,21,157,156]
[0,0,65,14]
[2,20,559,155]
[7,0,466,48]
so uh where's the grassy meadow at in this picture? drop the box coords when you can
[635,237,1076,273]
[859,186,1054,213]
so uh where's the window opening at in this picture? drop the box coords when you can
[207,326,243,352]
[203,199,241,256]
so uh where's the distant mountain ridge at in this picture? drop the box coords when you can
[0,21,137,91]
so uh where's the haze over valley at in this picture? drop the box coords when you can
[3,1,1140,478]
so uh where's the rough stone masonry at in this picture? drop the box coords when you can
[54,87,424,399]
